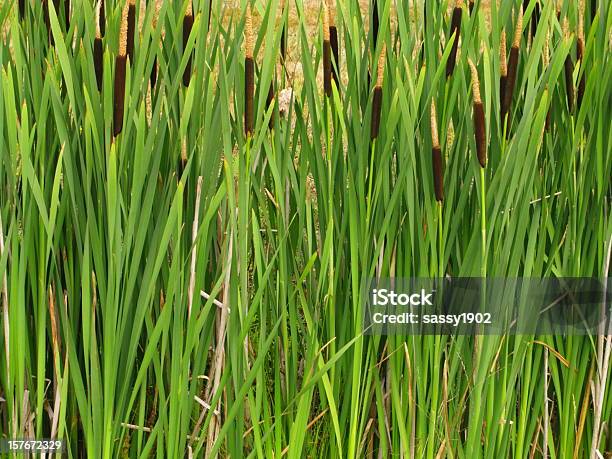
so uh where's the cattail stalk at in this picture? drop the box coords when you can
[183,1,194,86]
[244,4,254,138]
[446,0,463,78]
[499,31,507,123]
[94,1,104,91]
[370,45,385,140]
[126,0,136,62]
[469,59,486,168]
[562,18,574,113]
[328,1,340,89]
[323,2,332,98]
[502,6,522,134]
[577,2,586,110]
[113,2,129,136]
[431,101,444,202]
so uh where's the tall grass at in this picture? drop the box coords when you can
[0,0,610,457]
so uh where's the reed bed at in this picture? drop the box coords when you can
[0,0,610,458]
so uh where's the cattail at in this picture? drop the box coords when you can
[126,0,136,61]
[322,2,332,98]
[183,1,194,86]
[469,58,486,168]
[431,101,444,202]
[446,0,463,78]
[328,1,340,90]
[502,6,522,134]
[94,1,104,91]
[499,31,507,123]
[113,1,129,137]
[577,1,586,109]
[372,0,379,49]
[244,4,254,137]
[370,44,385,140]
[562,18,574,113]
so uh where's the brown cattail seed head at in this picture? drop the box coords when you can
[94,36,104,90]
[513,6,523,48]
[474,101,486,167]
[431,101,443,202]
[245,3,254,58]
[468,58,481,103]
[446,4,463,77]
